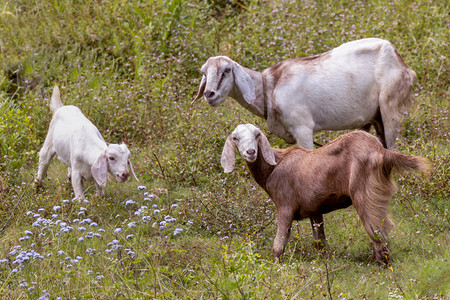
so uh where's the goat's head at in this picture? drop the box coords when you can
[91,143,139,187]
[221,124,276,173]
[192,56,256,106]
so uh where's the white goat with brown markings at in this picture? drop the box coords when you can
[194,38,416,150]
[221,124,429,264]
[36,86,138,200]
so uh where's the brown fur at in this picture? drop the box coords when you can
[238,130,430,264]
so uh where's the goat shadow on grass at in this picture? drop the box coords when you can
[286,241,377,265]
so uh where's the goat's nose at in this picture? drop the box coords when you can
[247,149,256,156]
[121,172,129,178]
[204,90,215,100]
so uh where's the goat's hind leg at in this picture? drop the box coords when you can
[310,214,327,249]
[353,192,394,264]
[36,140,56,187]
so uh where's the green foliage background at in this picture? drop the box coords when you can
[0,0,448,298]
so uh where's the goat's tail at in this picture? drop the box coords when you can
[382,150,431,177]
[50,85,63,112]
[355,150,430,242]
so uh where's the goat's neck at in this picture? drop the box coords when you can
[229,67,267,119]
[246,150,276,192]
[84,140,108,166]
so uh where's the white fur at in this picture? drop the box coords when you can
[36,86,138,199]
[194,38,416,149]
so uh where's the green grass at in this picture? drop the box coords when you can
[0,0,449,298]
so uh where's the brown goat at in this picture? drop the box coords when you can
[221,124,430,264]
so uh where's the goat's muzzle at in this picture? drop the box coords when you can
[243,149,257,162]
[116,172,130,182]
[205,91,221,106]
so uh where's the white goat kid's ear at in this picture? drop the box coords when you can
[128,160,139,182]
[221,135,236,173]
[258,132,276,165]
[91,152,108,188]
[192,75,206,104]
[232,62,255,104]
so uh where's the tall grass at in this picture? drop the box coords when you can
[0,0,448,298]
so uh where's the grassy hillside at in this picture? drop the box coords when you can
[0,0,448,298]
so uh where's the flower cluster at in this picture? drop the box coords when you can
[0,185,188,298]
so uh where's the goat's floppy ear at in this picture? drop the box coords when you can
[232,62,255,104]
[91,152,108,188]
[192,75,206,104]
[258,132,276,165]
[128,159,139,182]
[221,135,236,173]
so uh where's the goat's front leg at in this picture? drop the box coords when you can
[310,214,327,249]
[71,170,85,201]
[273,210,294,262]
[94,181,105,197]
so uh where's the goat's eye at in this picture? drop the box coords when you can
[109,157,115,161]
[224,68,231,74]
[232,137,239,141]
[255,133,261,138]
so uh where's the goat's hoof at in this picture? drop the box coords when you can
[34,180,43,190]
[372,248,391,266]
[313,240,327,250]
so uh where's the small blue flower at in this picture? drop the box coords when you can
[174,228,184,236]
[126,199,136,206]
[127,222,136,228]
[138,185,146,190]
[114,228,122,233]
[142,216,152,222]
[53,205,61,212]
[126,234,135,239]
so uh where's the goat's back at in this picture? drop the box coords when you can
[50,105,106,163]
[266,131,428,219]
[265,131,384,216]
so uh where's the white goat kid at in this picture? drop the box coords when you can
[194,38,416,149]
[36,86,138,200]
